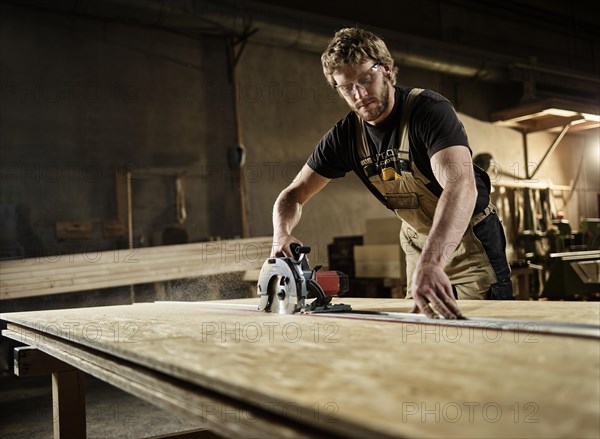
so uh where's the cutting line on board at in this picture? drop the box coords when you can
[155,301,600,339]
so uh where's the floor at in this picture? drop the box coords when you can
[0,372,206,438]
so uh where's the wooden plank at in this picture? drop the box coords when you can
[2,299,599,438]
[0,238,272,272]
[215,297,600,325]
[147,428,224,439]
[2,260,256,293]
[169,301,599,338]
[1,262,252,290]
[2,328,334,439]
[14,346,73,377]
[0,264,257,299]
[52,369,87,438]
[0,237,272,300]
[0,245,270,282]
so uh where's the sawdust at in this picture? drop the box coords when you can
[165,272,254,302]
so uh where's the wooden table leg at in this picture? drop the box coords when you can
[52,369,86,438]
[13,346,87,438]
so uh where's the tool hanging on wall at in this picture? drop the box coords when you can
[175,173,187,225]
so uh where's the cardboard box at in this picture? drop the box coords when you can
[354,244,404,279]
[363,217,401,245]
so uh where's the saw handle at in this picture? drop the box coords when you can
[290,243,311,259]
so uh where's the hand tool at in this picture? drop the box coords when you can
[256,244,352,314]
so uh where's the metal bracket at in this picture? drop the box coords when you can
[527,119,579,179]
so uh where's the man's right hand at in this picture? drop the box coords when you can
[271,235,303,258]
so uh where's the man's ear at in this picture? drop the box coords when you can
[382,64,392,77]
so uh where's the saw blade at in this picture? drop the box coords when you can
[257,257,304,314]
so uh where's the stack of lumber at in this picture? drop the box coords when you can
[354,217,405,279]
[0,237,272,300]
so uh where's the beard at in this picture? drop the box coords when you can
[353,77,391,122]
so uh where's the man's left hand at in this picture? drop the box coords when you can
[410,263,464,319]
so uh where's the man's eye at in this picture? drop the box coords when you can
[358,73,373,85]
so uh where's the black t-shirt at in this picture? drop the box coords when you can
[307,86,490,214]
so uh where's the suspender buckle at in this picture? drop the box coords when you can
[471,204,497,227]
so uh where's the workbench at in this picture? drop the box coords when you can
[2,298,599,438]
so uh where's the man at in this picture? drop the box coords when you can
[272,28,512,319]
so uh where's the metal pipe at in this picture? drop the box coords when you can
[126,169,135,303]
[529,121,576,179]
[230,38,250,238]
[522,129,529,179]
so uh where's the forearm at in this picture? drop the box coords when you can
[272,189,303,239]
[272,164,331,238]
[420,179,477,266]
[270,164,330,256]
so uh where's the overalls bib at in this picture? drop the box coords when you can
[356,88,497,299]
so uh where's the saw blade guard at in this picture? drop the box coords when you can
[257,257,305,314]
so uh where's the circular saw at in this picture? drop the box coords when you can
[257,244,351,314]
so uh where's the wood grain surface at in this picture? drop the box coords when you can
[0,237,272,300]
[212,297,600,325]
[2,298,599,438]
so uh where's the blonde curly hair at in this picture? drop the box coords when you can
[321,28,398,89]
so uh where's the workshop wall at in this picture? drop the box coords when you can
[0,4,240,259]
[1,1,597,267]
[236,42,379,265]
[461,113,599,231]
[238,41,598,265]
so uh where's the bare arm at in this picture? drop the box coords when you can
[411,145,476,318]
[272,164,330,256]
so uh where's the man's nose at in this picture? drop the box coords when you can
[353,84,368,99]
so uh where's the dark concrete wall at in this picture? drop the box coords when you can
[1,0,598,266]
[237,41,599,265]
[0,3,240,259]
[254,0,600,80]
[236,42,382,264]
